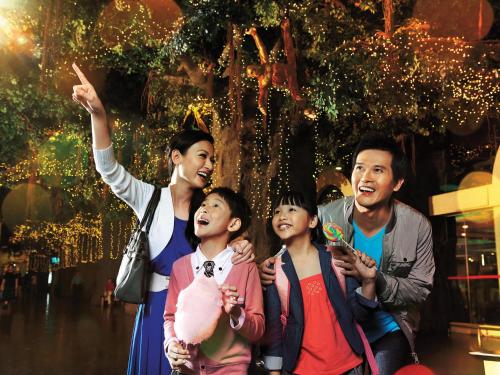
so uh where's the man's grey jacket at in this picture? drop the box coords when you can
[318,196,435,352]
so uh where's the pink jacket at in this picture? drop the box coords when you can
[164,255,264,374]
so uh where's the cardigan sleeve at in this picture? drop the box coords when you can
[93,144,154,220]
[233,263,265,343]
[262,280,283,371]
[163,263,181,352]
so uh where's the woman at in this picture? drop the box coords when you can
[72,64,255,375]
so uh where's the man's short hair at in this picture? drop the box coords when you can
[352,133,409,182]
[207,187,251,240]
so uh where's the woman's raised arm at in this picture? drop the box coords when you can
[72,63,111,150]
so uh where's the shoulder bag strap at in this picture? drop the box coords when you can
[139,186,161,234]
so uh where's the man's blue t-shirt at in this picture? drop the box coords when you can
[353,221,400,343]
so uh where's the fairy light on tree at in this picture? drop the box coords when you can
[1,0,498,259]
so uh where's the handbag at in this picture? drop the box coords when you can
[114,186,161,304]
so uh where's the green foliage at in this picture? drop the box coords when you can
[38,128,90,184]
[0,73,78,166]
[255,0,281,28]
[354,0,378,14]
[2,0,499,247]
[160,0,257,63]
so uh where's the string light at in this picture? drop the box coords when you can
[11,213,103,268]
[2,0,498,259]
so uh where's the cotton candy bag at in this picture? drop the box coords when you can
[174,273,223,344]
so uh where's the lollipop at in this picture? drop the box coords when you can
[323,222,344,242]
[322,222,355,253]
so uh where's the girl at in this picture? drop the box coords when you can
[71,64,254,375]
[264,191,377,375]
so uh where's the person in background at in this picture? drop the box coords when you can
[101,277,116,308]
[1,264,19,308]
[71,271,84,304]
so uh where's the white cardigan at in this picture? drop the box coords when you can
[93,144,175,260]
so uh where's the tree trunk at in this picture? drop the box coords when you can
[213,101,316,260]
[383,0,394,37]
[211,112,241,191]
[40,0,63,89]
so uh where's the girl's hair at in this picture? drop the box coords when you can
[272,190,318,217]
[165,130,215,249]
[272,190,319,242]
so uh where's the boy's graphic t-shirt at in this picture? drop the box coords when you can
[353,221,400,343]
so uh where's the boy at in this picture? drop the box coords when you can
[164,187,264,374]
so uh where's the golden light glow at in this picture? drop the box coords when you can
[459,172,493,190]
[0,0,18,9]
[0,15,13,45]
[414,0,494,40]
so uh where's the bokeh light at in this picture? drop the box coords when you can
[1,183,54,231]
[0,0,18,9]
[316,168,353,198]
[459,171,492,189]
[414,0,494,40]
[0,7,35,53]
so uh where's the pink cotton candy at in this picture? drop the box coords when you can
[174,274,222,345]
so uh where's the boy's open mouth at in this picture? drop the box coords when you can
[196,217,209,225]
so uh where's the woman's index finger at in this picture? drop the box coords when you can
[72,63,90,84]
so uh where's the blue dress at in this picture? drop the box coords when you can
[127,217,193,375]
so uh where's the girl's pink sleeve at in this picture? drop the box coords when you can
[163,264,180,351]
[237,263,265,342]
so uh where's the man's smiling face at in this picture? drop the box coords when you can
[351,149,404,211]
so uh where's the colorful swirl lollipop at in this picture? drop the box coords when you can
[322,222,356,253]
[322,222,344,242]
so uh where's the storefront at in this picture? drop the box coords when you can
[429,147,500,372]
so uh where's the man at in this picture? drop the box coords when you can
[260,133,435,374]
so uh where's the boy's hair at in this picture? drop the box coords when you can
[207,187,251,240]
[352,132,408,182]
[272,191,319,241]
